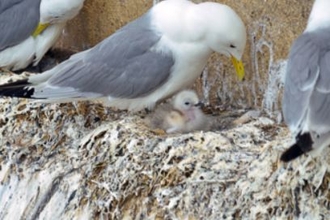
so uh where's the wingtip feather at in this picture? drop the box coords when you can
[0,79,35,98]
[281,133,314,162]
[280,144,304,162]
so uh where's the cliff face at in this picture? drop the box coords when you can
[1,1,330,219]
[0,93,329,219]
[56,0,313,113]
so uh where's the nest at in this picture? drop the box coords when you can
[0,71,330,220]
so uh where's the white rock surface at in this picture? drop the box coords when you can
[0,72,330,219]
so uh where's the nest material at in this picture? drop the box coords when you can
[0,72,330,220]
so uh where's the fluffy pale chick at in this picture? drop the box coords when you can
[0,0,246,111]
[147,90,211,134]
[0,0,85,71]
[281,0,330,162]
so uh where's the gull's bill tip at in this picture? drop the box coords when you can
[32,23,50,37]
[231,56,245,81]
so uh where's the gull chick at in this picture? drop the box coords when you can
[0,0,246,111]
[147,90,210,134]
[281,0,330,162]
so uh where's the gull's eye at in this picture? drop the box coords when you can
[230,44,236,48]
[184,102,190,106]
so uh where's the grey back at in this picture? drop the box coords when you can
[0,0,41,51]
[283,28,330,132]
[48,12,175,99]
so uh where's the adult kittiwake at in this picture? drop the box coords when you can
[0,0,85,71]
[281,0,330,162]
[0,0,246,111]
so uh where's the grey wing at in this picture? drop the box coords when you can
[308,48,330,132]
[45,12,174,99]
[282,33,320,132]
[0,0,41,51]
[0,0,19,14]
[0,0,23,12]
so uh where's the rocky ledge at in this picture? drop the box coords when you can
[0,72,329,220]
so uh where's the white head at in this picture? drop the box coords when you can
[151,0,246,80]
[172,90,200,113]
[40,0,85,24]
[306,0,330,32]
[196,2,246,80]
[195,2,247,61]
[153,0,246,60]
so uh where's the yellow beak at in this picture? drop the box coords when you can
[231,56,245,81]
[32,23,50,37]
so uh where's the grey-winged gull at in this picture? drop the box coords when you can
[146,90,211,133]
[0,0,85,71]
[281,0,330,162]
[0,0,246,111]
